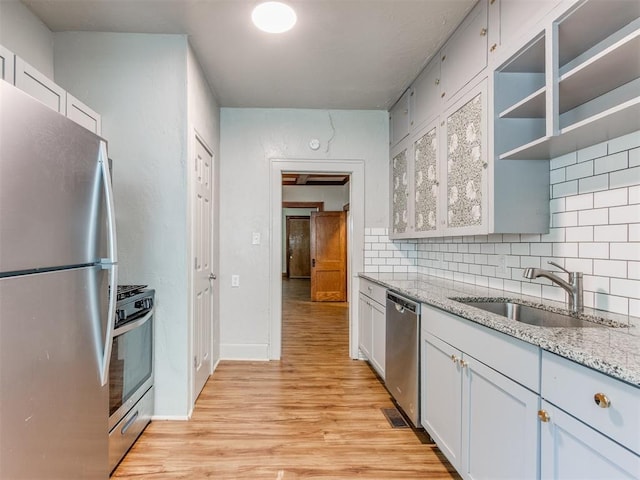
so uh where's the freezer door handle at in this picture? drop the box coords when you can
[100,264,118,386]
[99,141,118,264]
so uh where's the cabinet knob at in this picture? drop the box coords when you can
[490,43,497,52]
[490,0,496,4]
[441,55,446,62]
[480,28,487,36]
[450,354,458,363]
[459,359,468,368]
[435,78,440,86]
[483,162,488,169]
[594,393,611,408]
[441,92,446,98]
[538,410,551,423]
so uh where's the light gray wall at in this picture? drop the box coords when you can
[0,0,54,78]
[186,44,221,371]
[54,32,191,417]
[220,108,388,359]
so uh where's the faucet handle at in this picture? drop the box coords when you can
[548,260,571,275]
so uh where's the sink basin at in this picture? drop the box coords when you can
[457,300,604,328]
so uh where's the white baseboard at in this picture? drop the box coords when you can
[151,414,190,421]
[220,343,269,360]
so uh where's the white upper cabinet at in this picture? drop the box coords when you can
[0,45,15,84]
[439,0,488,103]
[66,93,102,135]
[409,59,440,132]
[15,57,66,114]
[488,0,561,57]
[496,0,640,160]
[389,89,410,147]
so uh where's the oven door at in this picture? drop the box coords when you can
[108,310,153,432]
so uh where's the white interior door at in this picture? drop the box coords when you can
[192,135,214,401]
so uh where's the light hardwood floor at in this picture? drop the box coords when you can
[112,279,458,479]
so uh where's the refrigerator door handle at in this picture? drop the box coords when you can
[99,141,118,265]
[100,264,118,386]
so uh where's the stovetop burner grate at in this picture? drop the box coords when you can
[116,284,148,301]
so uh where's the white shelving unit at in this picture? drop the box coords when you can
[496,0,640,161]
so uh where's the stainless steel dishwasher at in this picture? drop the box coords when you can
[385,291,421,428]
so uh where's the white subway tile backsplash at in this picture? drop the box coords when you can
[584,275,609,294]
[530,243,553,256]
[552,211,578,227]
[630,147,640,168]
[595,151,627,174]
[610,243,640,261]
[628,185,640,204]
[565,258,593,274]
[511,243,530,256]
[553,242,578,257]
[566,160,594,180]
[630,299,640,317]
[629,262,640,280]
[577,141,607,162]
[610,166,640,189]
[594,259,627,277]
[611,278,640,299]
[550,167,566,184]
[565,193,593,211]
[594,188,628,208]
[551,151,577,169]
[541,228,565,243]
[594,225,628,242]
[566,226,593,242]
[579,242,609,259]
[371,227,386,235]
[549,197,565,213]
[553,180,578,198]
[578,208,608,226]
[578,174,609,194]
[594,293,628,315]
[630,224,640,241]
[610,205,640,224]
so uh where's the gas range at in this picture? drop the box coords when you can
[115,284,154,329]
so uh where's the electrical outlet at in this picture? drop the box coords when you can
[497,255,508,274]
[231,275,240,287]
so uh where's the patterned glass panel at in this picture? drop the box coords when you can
[446,92,483,228]
[414,127,438,232]
[392,147,408,234]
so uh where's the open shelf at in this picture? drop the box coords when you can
[559,23,640,113]
[558,0,640,67]
[500,86,546,118]
[500,99,640,160]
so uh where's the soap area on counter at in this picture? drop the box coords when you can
[359,271,640,479]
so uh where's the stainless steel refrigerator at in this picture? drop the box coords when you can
[0,81,117,479]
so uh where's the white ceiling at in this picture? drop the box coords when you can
[22,0,476,110]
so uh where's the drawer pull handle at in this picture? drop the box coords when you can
[459,359,468,368]
[480,28,487,36]
[594,393,611,408]
[450,354,458,363]
[538,410,550,423]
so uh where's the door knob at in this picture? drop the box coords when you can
[209,273,217,280]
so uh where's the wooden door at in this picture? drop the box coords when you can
[192,135,214,401]
[310,211,347,302]
[286,217,310,278]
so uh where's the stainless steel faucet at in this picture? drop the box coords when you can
[523,261,584,313]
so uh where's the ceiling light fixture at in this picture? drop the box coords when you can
[252,2,297,34]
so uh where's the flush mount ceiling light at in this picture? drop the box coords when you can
[252,2,297,33]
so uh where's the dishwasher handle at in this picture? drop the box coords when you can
[386,291,419,314]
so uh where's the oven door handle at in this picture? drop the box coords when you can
[114,309,153,337]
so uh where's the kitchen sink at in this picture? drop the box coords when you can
[455,299,605,328]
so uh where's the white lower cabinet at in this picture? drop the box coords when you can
[422,330,539,479]
[540,350,640,479]
[540,400,640,479]
[358,279,386,379]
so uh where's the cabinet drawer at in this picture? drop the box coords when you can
[423,304,540,392]
[542,351,640,455]
[359,278,386,306]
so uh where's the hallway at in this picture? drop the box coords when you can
[112,279,458,479]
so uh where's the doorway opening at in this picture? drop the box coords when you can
[269,159,365,361]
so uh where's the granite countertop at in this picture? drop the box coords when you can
[359,272,640,387]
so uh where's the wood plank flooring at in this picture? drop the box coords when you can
[112,279,458,479]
